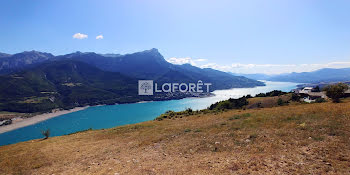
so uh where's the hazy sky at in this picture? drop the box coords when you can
[1,0,350,74]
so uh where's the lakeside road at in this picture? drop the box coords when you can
[0,107,89,134]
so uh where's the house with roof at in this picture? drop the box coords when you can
[299,87,313,94]
[345,89,350,97]
[296,87,327,103]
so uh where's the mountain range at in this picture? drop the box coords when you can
[0,51,54,74]
[0,49,264,113]
[54,49,263,89]
[232,67,350,83]
[0,49,264,89]
[0,61,142,112]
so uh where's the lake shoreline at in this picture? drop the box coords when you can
[0,106,89,134]
[0,81,299,146]
[0,94,216,135]
[0,82,285,135]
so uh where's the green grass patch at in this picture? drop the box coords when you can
[184,128,191,133]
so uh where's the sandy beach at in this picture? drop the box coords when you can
[0,107,89,134]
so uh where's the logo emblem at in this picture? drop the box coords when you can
[138,80,153,95]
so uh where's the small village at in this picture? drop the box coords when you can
[294,84,350,103]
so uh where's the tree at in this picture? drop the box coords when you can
[246,94,253,98]
[315,97,326,103]
[185,108,193,114]
[255,93,266,97]
[291,93,301,101]
[312,86,320,92]
[277,98,284,106]
[41,129,50,139]
[323,83,349,103]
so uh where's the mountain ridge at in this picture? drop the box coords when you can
[231,67,350,83]
[0,49,264,90]
[0,60,145,113]
[0,51,54,74]
[0,56,263,113]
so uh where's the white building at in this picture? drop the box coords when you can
[299,87,313,94]
[303,96,315,103]
[297,87,327,103]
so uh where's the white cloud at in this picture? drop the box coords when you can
[96,35,103,40]
[73,33,88,39]
[167,56,350,74]
[194,58,207,62]
[166,57,207,66]
[200,63,233,72]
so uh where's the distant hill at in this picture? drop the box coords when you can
[56,48,172,80]
[0,51,54,74]
[0,49,264,113]
[0,49,264,90]
[230,73,274,81]
[230,68,350,83]
[177,64,265,89]
[0,60,143,113]
[0,52,11,58]
[56,49,264,90]
[267,68,350,83]
[0,58,264,113]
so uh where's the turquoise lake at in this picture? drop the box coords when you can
[0,81,298,146]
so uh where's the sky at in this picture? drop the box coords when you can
[0,0,350,74]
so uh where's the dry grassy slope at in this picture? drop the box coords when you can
[1,98,350,175]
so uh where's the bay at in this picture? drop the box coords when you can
[0,81,298,146]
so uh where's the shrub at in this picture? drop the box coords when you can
[255,90,287,98]
[246,94,253,98]
[242,113,251,117]
[184,128,191,132]
[312,86,321,92]
[194,129,202,132]
[291,93,301,101]
[257,102,262,108]
[41,129,50,139]
[185,108,193,115]
[315,98,326,103]
[165,110,176,117]
[209,97,248,111]
[323,83,349,103]
[266,90,286,97]
[255,93,266,97]
[277,98,284,106]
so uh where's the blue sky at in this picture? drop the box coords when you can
[1,0,350,74]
